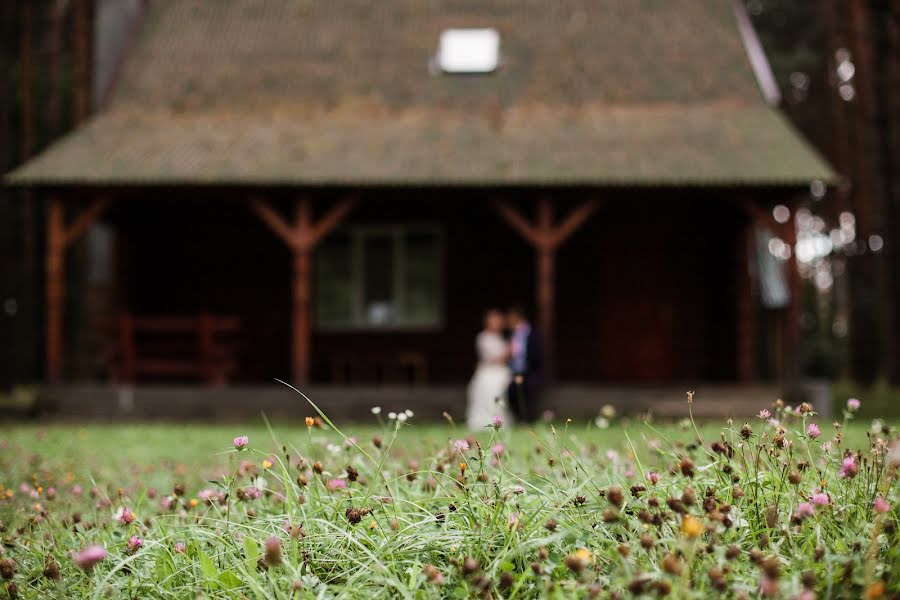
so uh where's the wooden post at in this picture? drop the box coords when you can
[44,197,111,382]
[46,198,66,382]
[250,196,357,383]
[494,197,600,380]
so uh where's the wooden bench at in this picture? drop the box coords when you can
[111,312,240,385]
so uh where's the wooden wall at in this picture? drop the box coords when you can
[106,187,747,384]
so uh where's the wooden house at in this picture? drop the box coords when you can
[5,0,834,419]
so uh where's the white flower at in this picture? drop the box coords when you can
[871,419,884,434]
[397,412,408,422]
[388,412,397,420]
[326,443,342,455]
[594,417,610,429]
[371,406,382,415]
[404,409,414,418]
[600,404,616,419]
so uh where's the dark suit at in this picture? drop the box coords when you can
[507,326,543,422]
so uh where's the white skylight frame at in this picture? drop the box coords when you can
[435,28,500,74]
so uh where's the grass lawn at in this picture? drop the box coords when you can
[0,401,897,598]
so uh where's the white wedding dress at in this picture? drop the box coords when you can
[466,331,513,430]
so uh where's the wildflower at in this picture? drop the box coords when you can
[839,455,858,478]
[233,435,249,450]
[305,417,314,428]
[874,496,890,514]
[262,459,273,469]
[326,479,347,491]
[73,545,107,571]
[758,409,771,420]
[423,564,444,584]
[452,439,470,453]
[601,404,617,418]
[174,541,187,553]
[686,390,694,404]
[795,502,815,519]
[462,557,479,576]
[388,412,397,420]
[126,535,143,553]
[512,485,525,495]
[681,515,704,538]
[405,409,414,418]
[865,581,886,600]
[508,512,521,530]
[805,493,828,508]
[397,412,408,422]
[760,575,779,598]
[72,484,83,496]
[806,423,821,439]
[491,415,503,429]
[646,471,660,485]
[371,406,381,415]
[594,417,610,429]
[564,548,592,573]
[244,486,262,500]
[491,443,505,456]
[847,398,861,411]
[0,560,12,580]
[114,506,136,525]
[264,536,282,566]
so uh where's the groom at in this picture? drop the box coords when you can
[506,306,543,423]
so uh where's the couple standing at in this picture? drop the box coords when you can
[466,306,543,430]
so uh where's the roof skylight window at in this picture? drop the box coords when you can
[435,28,500,74]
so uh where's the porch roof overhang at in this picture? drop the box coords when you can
[6,102,835,189]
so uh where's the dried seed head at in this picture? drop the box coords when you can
[264,536,282,566]
[462,557,479,576]
[346,466,359,482]
[661,554,683,575]
[43,561,60,580]
[0,560,13,580]
[679,457,695,477]
[544,519,557,532]
[607,486,624,507]
[640,534,655,549]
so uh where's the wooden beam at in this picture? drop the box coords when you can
[551,200,600,248]
[309,197,358,247]
[250,199,297,249]
[493,200,543,247]
[249,196,356,383]
[735,220,755,381]
[63,198,110,246]
[493,197,602,382]
[46,198,66,381]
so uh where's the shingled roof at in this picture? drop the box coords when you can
[7,0,833,186]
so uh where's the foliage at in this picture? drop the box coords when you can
[0,397,896,599]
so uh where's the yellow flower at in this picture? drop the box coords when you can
[369,520,376,530]
[305,417,315,428]
[263,459,273,469]
[460,462,467,473]
[189,498,199,508]
[574,548,593,563]
[681,515,704,538]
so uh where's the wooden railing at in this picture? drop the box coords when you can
[111,312,240,384]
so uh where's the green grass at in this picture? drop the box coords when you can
[0,402,897,598]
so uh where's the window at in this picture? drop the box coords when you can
[435,28,500,73]
[315,227,442,329]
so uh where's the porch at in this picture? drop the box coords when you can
[45,187,801,394]
[36,381,831,422]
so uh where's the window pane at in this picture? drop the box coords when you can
[363,234,395,325]
[403,232,440,325]
[315,233,355,325]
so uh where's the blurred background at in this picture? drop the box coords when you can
[0,1,897,420]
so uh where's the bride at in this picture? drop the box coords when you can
[466,309,514,430]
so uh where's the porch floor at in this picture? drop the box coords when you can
[36,382,830,422]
